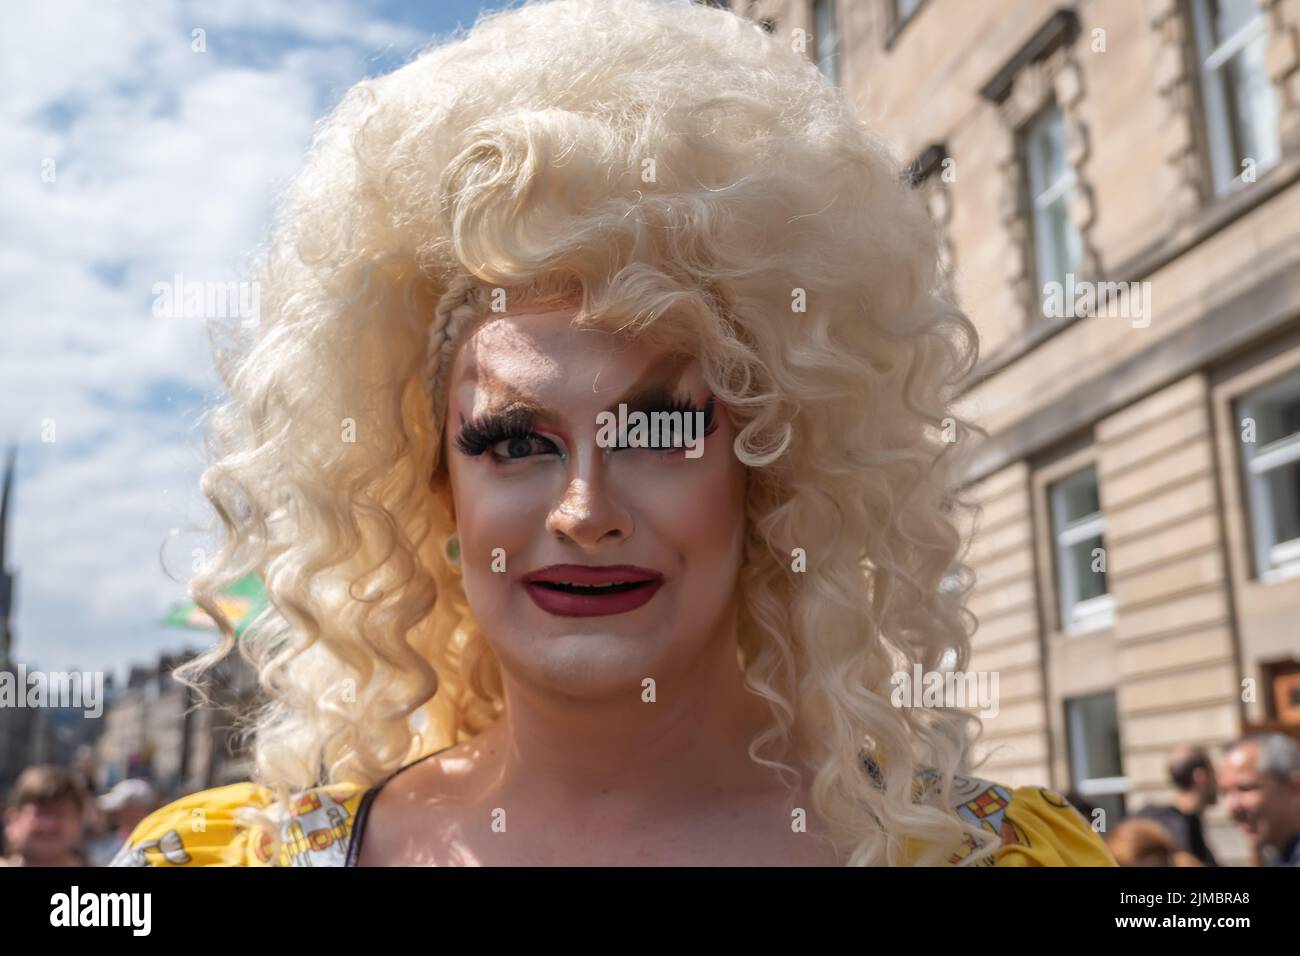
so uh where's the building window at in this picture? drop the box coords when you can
[1189,0,1281,195]
[812,0,839,85]
[1237,371,1300,580]
[1049,465,1113,633]
[1066,691,1128,825]
[1264,660,1300,725]
[894,0,923,25]
[1022,103,1082,312]
[886,0,926,46]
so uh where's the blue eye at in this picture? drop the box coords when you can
[457,410,556,462]
[490,434,556,461]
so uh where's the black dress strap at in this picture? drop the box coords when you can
[346,744,455,866]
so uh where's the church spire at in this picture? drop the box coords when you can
[0,444,17,667]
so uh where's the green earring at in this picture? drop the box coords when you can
[444,534,461,566]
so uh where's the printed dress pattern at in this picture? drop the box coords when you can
[108,824,194,867]
[945,774,1026,866]
[111,755,1114,866]
[255,789,358,866]
[109,782,366,867]
[861,754,1102,866]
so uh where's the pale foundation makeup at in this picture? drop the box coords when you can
[441,308,749,701]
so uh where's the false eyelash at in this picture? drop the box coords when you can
[649,394,718,440]
[454,394,719,458]
[609,393,718,451]
[455,412,553,458]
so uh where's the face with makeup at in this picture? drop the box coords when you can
[441,307,749,699]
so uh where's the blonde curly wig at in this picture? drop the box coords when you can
[176,0,995,866]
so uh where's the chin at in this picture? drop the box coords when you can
[496,627,679,699]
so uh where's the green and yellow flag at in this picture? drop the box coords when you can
[163,573,268,637]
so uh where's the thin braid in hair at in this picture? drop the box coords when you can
[425,275,486,470]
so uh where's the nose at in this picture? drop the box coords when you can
[546,451,634,550]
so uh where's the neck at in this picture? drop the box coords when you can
[484,627,783,818]
[1173,791,1201,814]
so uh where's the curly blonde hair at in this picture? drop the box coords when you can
[176,0,994,866]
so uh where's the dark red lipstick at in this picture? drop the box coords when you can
[522,564,664,617]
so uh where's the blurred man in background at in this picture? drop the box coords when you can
[85,778,159,866]
[1135,744,1220,866]
[0,765,87,867]
[1220,733,1300,867]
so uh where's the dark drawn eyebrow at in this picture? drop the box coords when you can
[459,387,707,431]
[463,366,704,421]
[606,352,692,408]
[459,399,548,426]
[458,337,707,430]
[608,384,703,415]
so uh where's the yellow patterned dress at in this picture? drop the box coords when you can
[109,753,1117,867]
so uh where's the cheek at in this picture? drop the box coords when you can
[630,448,747,562]
[686,465,746,552]
[447,457,550,564]
[450,473,528,618]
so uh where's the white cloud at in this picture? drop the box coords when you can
[0,0,425,674]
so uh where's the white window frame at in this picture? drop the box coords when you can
[1050,467,1115,634]
[1066,692,1129,814]
[1238,372,1300,582]
[894,0,923,26]
[1024,104,1082,313]
[812,0,840,85]
[1190,0,1281,195]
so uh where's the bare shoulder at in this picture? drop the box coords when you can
[355,738,500,866]
[389,737,501,802]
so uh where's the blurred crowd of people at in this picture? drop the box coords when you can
[1068,732,1300,867]
[3,731,1298,866]
[0,760,159,867]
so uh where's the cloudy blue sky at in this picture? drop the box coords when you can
[1,0,520,681]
